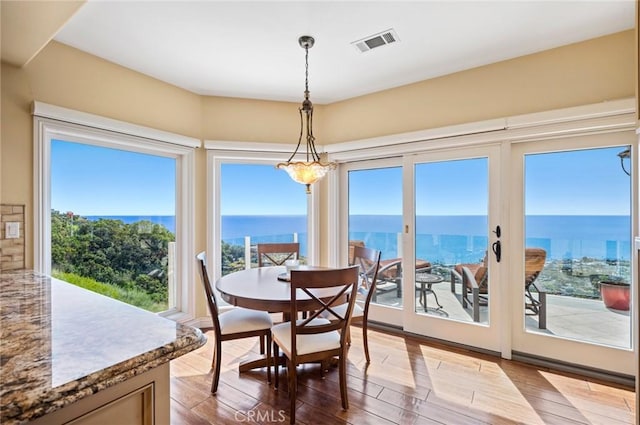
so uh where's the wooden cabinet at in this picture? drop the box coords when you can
[27,363,169,425]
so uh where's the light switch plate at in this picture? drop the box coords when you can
[5,222,20,239]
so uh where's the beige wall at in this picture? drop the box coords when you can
[1,64,35,263]
[1,30,636,320]
[323,30,636,143]
[202,95,306,142]
[25,42,203,138]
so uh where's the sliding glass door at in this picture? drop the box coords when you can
[337,123,636,369]
[403,146,503,351]
[511,131,635,375]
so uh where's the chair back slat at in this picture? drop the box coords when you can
[298,285,352,325]
[289,266,360,352]
[350,245,381,306]
[196,251,222,339]
[257,242,300,266]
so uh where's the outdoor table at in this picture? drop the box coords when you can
[415,272,445,312]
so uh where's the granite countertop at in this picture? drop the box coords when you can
[0,270,207,425]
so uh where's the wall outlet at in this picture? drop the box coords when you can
[5,222,20,239]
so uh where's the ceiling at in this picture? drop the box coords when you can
[14,1,640,104]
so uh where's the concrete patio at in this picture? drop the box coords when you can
[374,280,632,349]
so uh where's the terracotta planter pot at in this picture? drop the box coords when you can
[600,282,630,311]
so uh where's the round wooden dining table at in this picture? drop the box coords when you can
[215,265,337,313]
[215,265,341,373]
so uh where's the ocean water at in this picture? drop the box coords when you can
[85,215,631,263]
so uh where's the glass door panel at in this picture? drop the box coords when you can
[512,131,635,376]
[347,166,403,308]
[524,147,632,348]
[404,145,502,352]
[414,158,489,323]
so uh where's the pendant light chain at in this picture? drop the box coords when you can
[304,45,309,97]
[276,35,336,193]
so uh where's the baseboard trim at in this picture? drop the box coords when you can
[512,351,635,389]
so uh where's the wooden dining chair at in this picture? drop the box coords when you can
[271,266,360,424]
[322,245,381,363]
[196,251,273,394]
[257,242,299,267]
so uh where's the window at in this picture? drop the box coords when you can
[220,163,308,275]
[50,140,176,312]
[206,146,318,284]
[34,102,197,321]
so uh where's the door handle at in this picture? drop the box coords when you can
[492,240,501,263]
[491,225,501,262]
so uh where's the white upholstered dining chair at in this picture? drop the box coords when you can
[196,251,273,394]
[271,266,360,424]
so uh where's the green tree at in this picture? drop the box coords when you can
[221,241,246,275]
[51,210,174,311]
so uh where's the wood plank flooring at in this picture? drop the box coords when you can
[170,326,635,424]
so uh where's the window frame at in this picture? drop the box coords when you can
[33,101,198,322]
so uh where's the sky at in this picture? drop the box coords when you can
[220,163,307,215]
[51,140,631,217]
[51,140,176,216]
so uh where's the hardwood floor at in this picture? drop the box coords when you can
[170,326,635,424]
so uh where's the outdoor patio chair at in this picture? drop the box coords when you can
[450,252,489,322]
[452,248,547,328]
[348,240,431,300]
[375,257,432,298]
[524,247,547,328]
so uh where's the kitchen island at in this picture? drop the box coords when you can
[0,270,206,425]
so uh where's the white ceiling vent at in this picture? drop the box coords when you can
[352,29,399,53]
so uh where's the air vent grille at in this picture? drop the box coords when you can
[352,29,399,53]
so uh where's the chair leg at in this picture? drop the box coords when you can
[472,288,480,322]
[462,278,469,308]
[288,358,296,424]
[273,342,280,390]
[320,359,327,378]
[210,339,216,369]
[266,333,272,384]
[211,338,222,394]
[259,334,265,355]
[339,351,349,410]
[538,291,547,330]
[362,320,370,364]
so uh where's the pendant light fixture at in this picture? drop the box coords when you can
[277,35,336,194]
